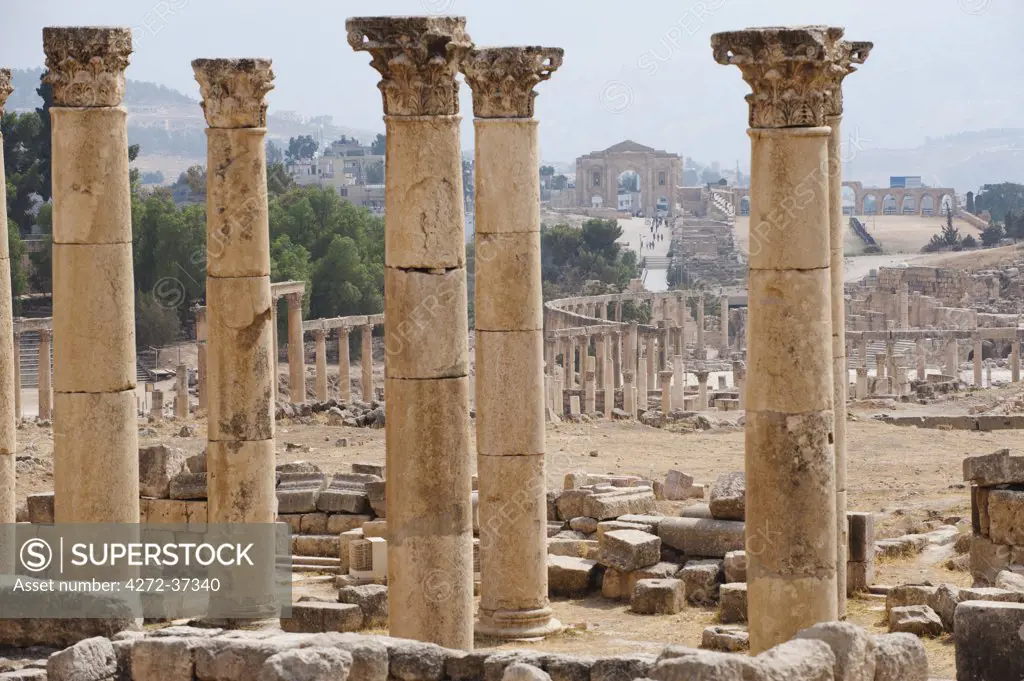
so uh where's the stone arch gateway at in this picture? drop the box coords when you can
[575,140,682,217]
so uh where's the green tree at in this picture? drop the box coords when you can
[174,164,206,197]
[974,183,1024,220]
[135,290,182,348]
[540,219,637,299]
[28,203,52,293]
[370,133,385,155]
[266,162,295,197]
[365,160,384,185]
[981,220,1004,247]
[286,135,318,161]
[7,220,27,297]
[266,140,284,164]
[33,75,52,202]
[961,234,978,249]
[1,109,45,232]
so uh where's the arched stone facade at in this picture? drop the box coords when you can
[843,181,956,217]
[575,140,682,216]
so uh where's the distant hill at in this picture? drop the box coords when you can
[7,67,380,181]
[844,128,1024,195]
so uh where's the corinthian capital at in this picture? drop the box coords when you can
[192,58,275,129]
[346,16,473,116]
[0,69,12,115]
[825,40,873,117]
[461,47,563,118]
[711,26,844,129]
[43,27,132,107]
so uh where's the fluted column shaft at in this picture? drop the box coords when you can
[287,293,304,403]
[314,329,328,401]
[46,28,139,523]
[360,324,373,401]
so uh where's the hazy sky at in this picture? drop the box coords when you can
[2,0,1020,166]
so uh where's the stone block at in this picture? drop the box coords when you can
[168,472,207,500]
[700,626,750,653]
[484,652,549,681]
[955,600,1024,681]
[847,512,875,562]
[888,605,942,636]
[138,444,187,498]
[678,503,713,519]
[974,486,990,536]
[389,640,448,681]
[928,584,961,632]
[277,514,302,534]
[446,651,490,681]
[26,493,54,524]
[293,534,340,558]
[658,517,745,558]
[544,654,594,681]
[718,583,747,624]
[351,462,385,477]
[995,569,1024,591]
[962,448,1024,485]
[595,521,651,540]
[723,550,746,583]
[337,584,388,629]
[664,470,703,501]
[337,529,364,574]
[299,512,329,535]
[277,488,320,515]
[185,451,206,474]
[988,489,1024,546]
[601,562,680,601]
[756,639,835,680]
[793,620,876,681]
[47,636,116,681]
[145,498,188,524]
[548,555,600,597]
[131,637,195,681]
[630,578,685,615]
[280,602,364,633]
[971,534,1012,585]
[361,520,387,538]
[885,584,938,615]
[569,517,598,534]
[555,490,590,521]
[327,514,374,535]
[680,559,723,605]
[317,490,371,514]
[588,654,655,681]
[599,529,660,571]
[258,648,353,681]
[581,488,657,520]
[547,538,599,560]
[194,638,317,681]
[707,472,744,521]
[503,663,550,681]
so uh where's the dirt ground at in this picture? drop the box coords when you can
[16,381,1024,675]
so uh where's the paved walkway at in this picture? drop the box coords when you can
[616,216,671,292]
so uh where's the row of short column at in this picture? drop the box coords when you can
[308,324,374,403]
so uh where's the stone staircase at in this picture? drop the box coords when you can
[17,331,48,389]
[846,339,919,370]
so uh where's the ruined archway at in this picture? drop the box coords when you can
[920,194,935,216]
[882,194,897,215]
[863,194,878,215]
[740,195,750,216]
[901,195,916,215]
[841,185,856,215]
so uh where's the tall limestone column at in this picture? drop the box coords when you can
[196,305,208,410]
[720,295,730,352]
[713,25,841,652]
[193,58,276,525]
[175,363,188,419]
[313,329,328,401]
[12,331,20,420]
[696,296,705,358]
[271,295,280,400]
[825,39,871,617]
[287,293,304,403]
[463,45,563,640]
[45,28,139,523]
[348,15,475,649]
[360,324,373,401]
[338,326,351,402]
[0,71,16,565]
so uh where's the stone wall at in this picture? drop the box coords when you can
[964,449,1024,586]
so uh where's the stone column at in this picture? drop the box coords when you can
[713,26,840,652]
[46,28,139,523]
[695,370,709,410]
[595,333,605,389]
[567,335,577,388]
[696,296,705,359]
[361,324,373,401]
[1011,337,1019,382]
[12,332,20,420]
[659,322,671,372]
[659,370,673,412]
[720,295,730,352]
[175,363,188,419]
[313,329,328,401]
[858,338,868,368]
[973,333,983,386]
[603,331,614,417]
[464,46,563,639]
[196,306,208,410]
[150,389,163,421]
[824,37,870,619]
[194,57,277,540]
[671,355,684,407]
[271,295,279,401]
[614,300,622,322]
[733,360,746,409]
[349,15,474,649]
[338,326,352,402]
[287,293,304,403]
[916,342,926,381]
[612,331,622,390]
[622,369,636,416]
[945,340,959,379]
[855,367,868,398]
[0,72,15,564]
[645,334,656,389]
[626,322,638,388]
[637,355,648,411]
[584,356,596,414]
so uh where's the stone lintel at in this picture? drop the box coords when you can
[346,15,473,116]
[461,46,563,118]
[710,25,844,128]
[192,58,274,128]
[14,317,53,334]
[43,26,132,107]
[270,280,305,298]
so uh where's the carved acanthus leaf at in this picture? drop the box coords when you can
[192,58,275,129]
[43,27,132,107]
[461,47,564,118]
[711,26,844,128]
[346,16,473,116]
[824,39,873,117]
